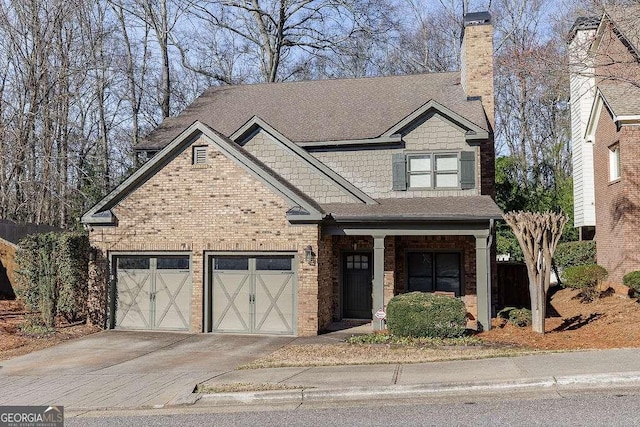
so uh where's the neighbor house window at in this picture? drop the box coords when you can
[609,144,620,181]
[407,252,462,296]
[193,146,208,165]
[407,153,459,189]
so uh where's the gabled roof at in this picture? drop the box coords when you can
[232,116,377,204]
[322,196,502,222]
[135,72,489,151]
[603,6,640,56]
[82,121,324,225]
[584,83,640,139]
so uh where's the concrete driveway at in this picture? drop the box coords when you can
[0,330,292,410]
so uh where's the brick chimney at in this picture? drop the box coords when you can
[460,11,495,130]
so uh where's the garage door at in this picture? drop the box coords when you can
[210,255,295,335]
[115,255,192,331]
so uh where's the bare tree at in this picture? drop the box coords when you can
[504,211,568,333]
[186,0,397,82]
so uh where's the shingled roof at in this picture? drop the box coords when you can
[322,196,503,221]
[136,72,489,151]
[599,82,640,116]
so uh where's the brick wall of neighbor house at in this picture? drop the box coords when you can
[595,21,640,86]
[311,113,483,198]
[243,130,353,203]
[394,235,478,320]
[87,135,321,336]
[593,107,640,285]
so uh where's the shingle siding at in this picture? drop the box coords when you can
[243,130,353,203]
[310,114,481,199]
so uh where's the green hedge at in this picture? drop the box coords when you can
[554,241,596,270]
[15,231,90,327]
[561,264,607,302]
[497,307,532,327]
[623,271,640,297]
[386,292,467,338]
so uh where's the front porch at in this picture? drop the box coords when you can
[317,222,495,331]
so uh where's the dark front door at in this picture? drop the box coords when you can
[343,253,372,319]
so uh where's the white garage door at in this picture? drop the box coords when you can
[210,255,296,335]
[115,255,192,331]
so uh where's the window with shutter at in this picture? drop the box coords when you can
[193,146,207,165]
[396,151,476,190]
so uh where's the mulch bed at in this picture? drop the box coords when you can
[479,287,640,350]
[0,299,100,360]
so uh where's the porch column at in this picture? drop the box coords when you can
[475,234,491,331]
[372,235,385,330]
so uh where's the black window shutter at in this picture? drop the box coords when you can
[392,153,407,191]
[460,151,476,190]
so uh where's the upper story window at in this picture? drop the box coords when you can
[193,146,208,165]
[407,153,459,189]
[394,151,475,191]
[609,144,620,181]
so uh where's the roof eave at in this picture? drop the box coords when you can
[296,134,402,148]
[328,214,503,222]
[382,99,490,139]
[81,120,325,225]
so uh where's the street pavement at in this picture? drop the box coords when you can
[1,328,640,412]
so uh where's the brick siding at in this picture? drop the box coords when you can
[88,135,320,336]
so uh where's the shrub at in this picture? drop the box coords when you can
[15,231,90,327]
[561,264,608,302]
[623,271,640,297]
[386,292,467,338]
[554,241,596,270]
[497,307,532,327]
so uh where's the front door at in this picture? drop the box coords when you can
[342,253,372,319]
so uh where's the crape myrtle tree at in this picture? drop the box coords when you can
[503,211,568,333]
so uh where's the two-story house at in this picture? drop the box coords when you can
[82,12,501,336]
[570,7,640,287]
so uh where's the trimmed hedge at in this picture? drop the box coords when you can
[561,264,607,302]
[15,231,90,327]
[623,271,640,297]
[554,241,596,270]
[386,292,467,338]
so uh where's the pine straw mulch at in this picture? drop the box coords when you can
[243,287,640,369]
[0,299,100,361]
[478,287,640,350]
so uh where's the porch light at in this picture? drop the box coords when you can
[304,245,316,265]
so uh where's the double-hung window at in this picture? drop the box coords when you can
[609,144,620,181]
[407,153,459,189]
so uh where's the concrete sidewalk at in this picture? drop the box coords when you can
[193,348,640,406]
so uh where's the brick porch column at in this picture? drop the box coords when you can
[372,235,385,330]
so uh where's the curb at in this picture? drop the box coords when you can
[193,372,640,407]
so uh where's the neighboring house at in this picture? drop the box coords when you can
[82,12,501,336]
[570,7,640,285]
[0,219,62,298]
